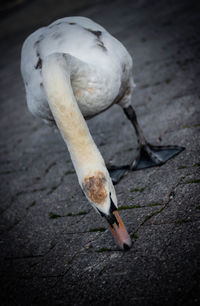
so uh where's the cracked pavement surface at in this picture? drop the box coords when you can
[0,0,200,305]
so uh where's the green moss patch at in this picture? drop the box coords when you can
[47,185,58,195]
[0,170,12,175]
[26,201,36,210]
[49,212,62,219]
[183,179,200,184]
[143,210,161,223]
[76,211,88,216]
[95,248,113,253]
[45,162,56,174]
[64,170,75,175]
[66,211,88,217]
[32,187,47,193]
[130,187,146,192]
[183,123,200,129]
[118,205,141,210]
[49,210,89,219]
[178,166,187,169]
[178,163,200,169]
[165,78,171,84]
[147,202,162,207]
[131,233,138,239]
[50,242,56,249]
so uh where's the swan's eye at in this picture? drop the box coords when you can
[109,193,117,214]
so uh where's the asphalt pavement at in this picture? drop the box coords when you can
[0,0,200,305]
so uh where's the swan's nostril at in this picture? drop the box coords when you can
[123,243,131,251]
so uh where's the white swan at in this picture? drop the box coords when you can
[21,16,184,250]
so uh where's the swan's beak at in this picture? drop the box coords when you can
[105,210,132,250]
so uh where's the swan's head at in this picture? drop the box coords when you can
[82,171,132,250]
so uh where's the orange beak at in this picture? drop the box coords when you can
[106,210,132,250]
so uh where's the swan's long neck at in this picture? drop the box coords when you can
[42,53,111,204]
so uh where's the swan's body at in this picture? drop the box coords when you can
[21,16,184,250]
[21,16,134,249]
[21,16,134,122]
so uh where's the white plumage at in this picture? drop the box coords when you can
[20,16,137,250]
[21,16,184,250]
[21,16,135,122]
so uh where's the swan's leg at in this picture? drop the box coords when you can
[123,105,185,170]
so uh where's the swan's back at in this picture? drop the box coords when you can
[21,16,133,121]
[22,16,131,75]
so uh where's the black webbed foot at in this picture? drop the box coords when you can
[108,145,184,184]
[131,144,185,170]
[108,165,129,185]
